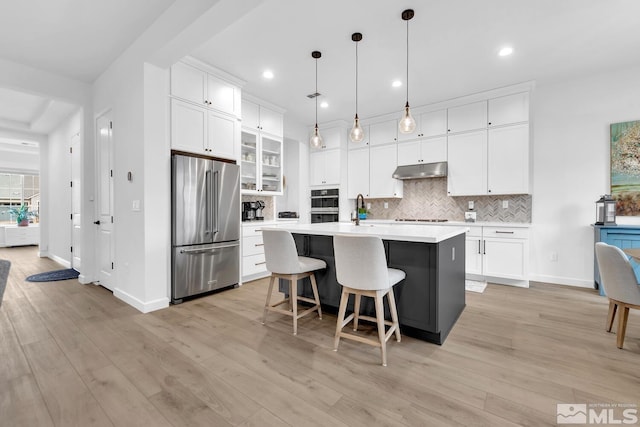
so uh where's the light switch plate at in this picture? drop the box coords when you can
[468,201,474,210]
[132,200,141,211]
[502,200,509,209]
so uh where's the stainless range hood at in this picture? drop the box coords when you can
[392,162,447,180]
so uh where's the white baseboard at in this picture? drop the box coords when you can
[38,250,48,257]
[47,254,71,269]
[466,273,529,288]
[113,287,169,313]
[527,274,594,289]
[78,274,91,285]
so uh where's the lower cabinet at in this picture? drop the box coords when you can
[593,225,640,296]
[241,223,269,281]
[463,225,529,285]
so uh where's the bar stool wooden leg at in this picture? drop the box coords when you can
[606,300,617,332]
[291,275,298,335]
[309,273,322,320]
[262,275,276,325]
[388,288,401,342]
[374,291,387,367]
[353,294,361,331]
[334,288,349,351]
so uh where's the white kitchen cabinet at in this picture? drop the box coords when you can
[369,119,398,146]
[481,227,529,281]
[488,92,529,127]
[487,124,529,195]
[447,101,487,134]
[241,129,283,194]
[242,223,269,281]
[465,227,483,276]
[310,149,341,186]
[171,99,239,159]
[447,130,487,196]
[347,147,370,198]
[171,61,239,117]
[242,99,283,138]
[369,144,403,198]
[397,136,447,166]
[398,109,448,142]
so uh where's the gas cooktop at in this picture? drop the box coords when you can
[395,218,449,223]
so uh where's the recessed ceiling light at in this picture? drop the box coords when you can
[392,80,402,88]
[320,101,329,108]
[262,70,274,79]
[498,47,513,57]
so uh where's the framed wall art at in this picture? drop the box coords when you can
[611,119,640,215]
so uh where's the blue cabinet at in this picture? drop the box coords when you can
[594,225,640,296]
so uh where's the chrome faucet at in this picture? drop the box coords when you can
[354,193,365,226]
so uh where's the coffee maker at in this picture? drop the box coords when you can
[242,201,266,221]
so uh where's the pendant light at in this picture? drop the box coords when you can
[349,32,365,143]
[398,9,416,134]
[310,51,323,149]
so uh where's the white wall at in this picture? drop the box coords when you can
[531,63,640,287]
[42,109,82,266]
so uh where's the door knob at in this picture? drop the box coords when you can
[94,220,101,225]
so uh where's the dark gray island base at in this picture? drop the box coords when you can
[283,232,466,345]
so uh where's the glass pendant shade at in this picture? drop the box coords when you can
[310,125,323,149]
[399,102,416,134]
[350,115,364,142]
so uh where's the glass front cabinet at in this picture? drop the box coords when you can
[240,129,283,194]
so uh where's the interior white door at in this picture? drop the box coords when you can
[96,111,114,291]
[70,132,82,271]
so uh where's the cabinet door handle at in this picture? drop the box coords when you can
[255,261,266,266]
[478,240,481,254]
[483,240,486,255]
[255,243,264,247]
[495,231,515,234]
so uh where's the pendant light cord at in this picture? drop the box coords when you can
[355,40,359,115]
[405,18,409,105]
[315,57,318,126]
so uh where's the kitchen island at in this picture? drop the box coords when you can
[261,222,467,344]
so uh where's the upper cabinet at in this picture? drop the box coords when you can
[369,119,398,146]
[397,109,447,142]
[242,99,283,138]
[312,126,343,151]
[170,60,242,160]
[240,97,285,195]
[447,101,487,134]
[170,61,240,117]
[488,92,529,127]
[309,125,346,187]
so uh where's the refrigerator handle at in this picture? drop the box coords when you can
[205,170,212,235]
[213,170,220,234]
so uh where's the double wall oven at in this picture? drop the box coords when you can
[311,188,339,223]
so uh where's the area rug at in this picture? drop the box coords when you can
[26,268,79,282]
[0,259,10,306]
[465,280,487,293]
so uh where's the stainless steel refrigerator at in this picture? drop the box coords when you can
[172,153,240,303]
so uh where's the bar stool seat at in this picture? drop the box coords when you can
[333,234,405,366]
[262,229,326,335]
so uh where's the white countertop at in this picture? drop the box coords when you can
[360,219,530,228]
[261,222,467,243]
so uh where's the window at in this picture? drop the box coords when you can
[0,173,40,224]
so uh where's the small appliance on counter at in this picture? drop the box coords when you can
[242,200,265,221]
[278,211,298,218]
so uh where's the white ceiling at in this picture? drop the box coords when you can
[192,0,640,127]
[1,0,640,143]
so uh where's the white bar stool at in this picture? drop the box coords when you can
[262,229,326,335]
[333,234,405,366]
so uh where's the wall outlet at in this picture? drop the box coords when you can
[384,202,388,209]
[132,200,141,211]
[550,252,558,262]
[367,202,371,210]
[468,201,474,210]
[502,200,509,209]
[464,211,477,222]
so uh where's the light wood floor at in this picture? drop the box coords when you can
[1,246,639,426]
